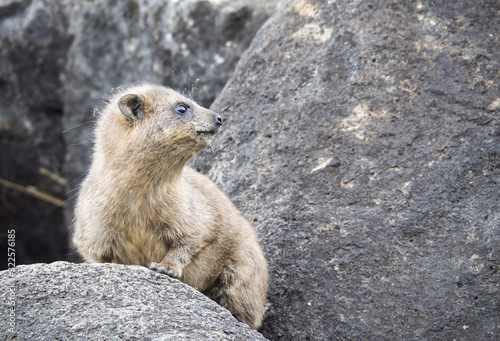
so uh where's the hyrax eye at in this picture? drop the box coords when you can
[174,103,191,115]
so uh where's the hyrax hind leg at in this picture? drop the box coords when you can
[209,261,268,329]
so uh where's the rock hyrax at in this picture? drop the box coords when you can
[73,83,268,329]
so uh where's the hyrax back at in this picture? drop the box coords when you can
[73,83,268,329]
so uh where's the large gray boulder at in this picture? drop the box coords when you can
[194,0,500,340]
[0,262,268,340]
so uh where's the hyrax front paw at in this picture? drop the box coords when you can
[149,262,180,279]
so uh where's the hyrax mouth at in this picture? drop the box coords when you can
[195,126,220,135]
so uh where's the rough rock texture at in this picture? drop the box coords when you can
[0,262,268,340]
[193,0,500,340]
[0,0,282,268]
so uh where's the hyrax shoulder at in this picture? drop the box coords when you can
[73,83,268,329]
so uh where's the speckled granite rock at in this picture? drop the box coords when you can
[0,262,268,340]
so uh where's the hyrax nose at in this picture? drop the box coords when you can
[213,113,223,126]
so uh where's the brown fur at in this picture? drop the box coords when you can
[73,83,268,329]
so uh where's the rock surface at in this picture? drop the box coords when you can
[193,0,500,340]
[0,0,282,268]
[0,262,268,340]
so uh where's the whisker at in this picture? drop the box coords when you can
[62,120,93,134]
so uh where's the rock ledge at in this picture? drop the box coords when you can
[0,261,267,340]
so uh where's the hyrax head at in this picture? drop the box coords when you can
[96,84,222,164]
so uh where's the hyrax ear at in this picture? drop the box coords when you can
[118,94,145,121]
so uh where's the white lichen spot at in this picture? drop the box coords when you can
[341,180,355,189]
[293,0,318,18]
[399,78,419,96]
[401,181,412,196]
[214,54,225,65]
[340,103,388,141]
[415,35,443,53]
[292,23,333,45]
[127,37,139,53]
[311,157,333,173]
[487,98,500,111]
[417,13,439,27]
[153,60,162,73]
[342,103,369,132]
